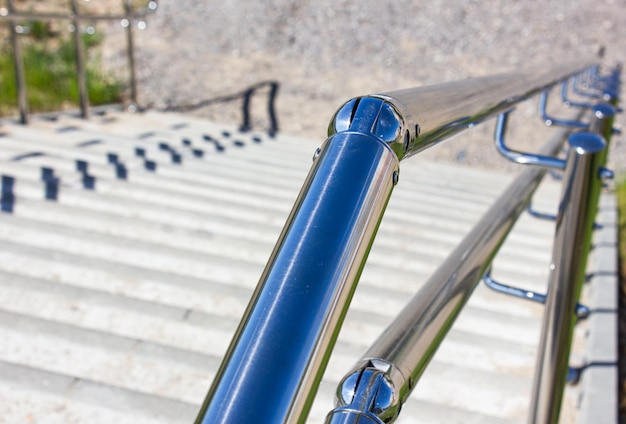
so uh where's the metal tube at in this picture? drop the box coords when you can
[495,110,567,169]
[196,59,598,423]
[240,87,254,132]
[7,0,28,124]
[123,0,138,107]
[527,105,614,424]
[328,59,596,161]
[0,7,157,22]
[195,98,401,424]
[267,81,280,136]
[327,115,584,424]
[70,0,89,119]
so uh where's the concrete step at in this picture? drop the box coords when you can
[0,269,537,380]
[0,359,198,424]
[0,276,533,423]
[0,131,517,220]
[0,231,541,346]
[1,177,555,295]
[2,135,543,242]
[0,109,612,424]
[0,210,551,326]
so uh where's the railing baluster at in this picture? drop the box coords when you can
[528,102,616,424]
[70,0,89,119]
[7,0,28,124]
[123,0,138,108]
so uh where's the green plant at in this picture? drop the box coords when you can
[0,23,122,115]
[29,20,57,41]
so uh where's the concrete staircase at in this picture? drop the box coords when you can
[0,109,616,423]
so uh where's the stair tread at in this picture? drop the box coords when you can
[0,109,609,424]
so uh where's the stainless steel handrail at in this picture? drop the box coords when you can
[326,115,584,424]
[196,57,608,424]
[330,67,619,424]
[330,59,597,160]
[196,98,401,424]
[0,0,158,123]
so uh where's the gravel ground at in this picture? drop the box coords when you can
[105,0,626,174]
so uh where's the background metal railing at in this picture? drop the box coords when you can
[0,0,158,124]
[165,80,281,137]
[1,2,280,136]
[195,57,620,424]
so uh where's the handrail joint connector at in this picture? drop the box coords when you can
[326,359,407,424]
[329,96,415,162]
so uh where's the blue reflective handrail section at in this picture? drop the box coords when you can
[0,0,158,123]
[196,53,621,424]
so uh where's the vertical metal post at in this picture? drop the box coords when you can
[240,87,254,132]
[527,104,615,424]
[7,0,28,124]
[70,0,89,119]
[267,82,279,136]
[123,0,138,107]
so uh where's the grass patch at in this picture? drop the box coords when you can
[0,25,122,116]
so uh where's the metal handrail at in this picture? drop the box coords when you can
[165,80,281,137]
[327,114,584,424]
[0,3,157,21]
[195,56,615,424]
[328,59,596,160]
[0,0,158,123]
